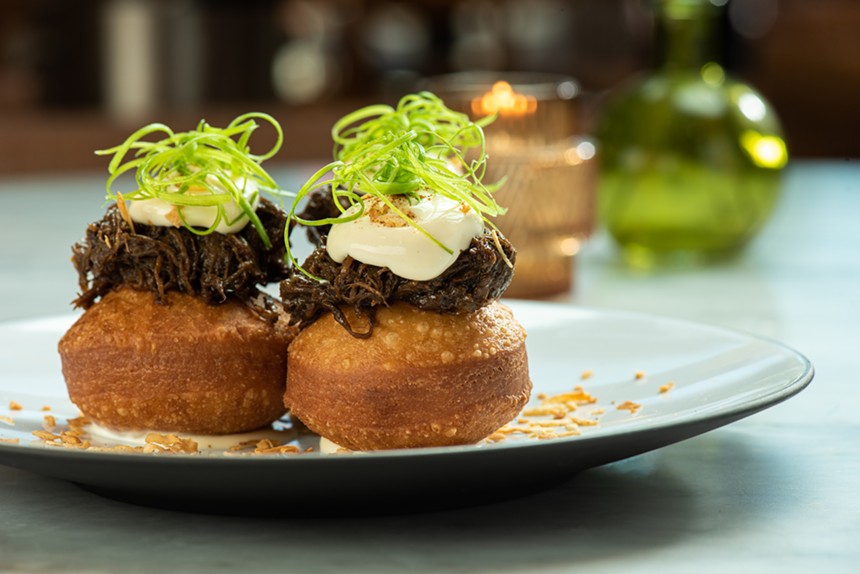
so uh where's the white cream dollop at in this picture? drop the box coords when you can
[326,193,483,281]
[127,175,260,234]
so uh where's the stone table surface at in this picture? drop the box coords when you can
[0,160,857,573]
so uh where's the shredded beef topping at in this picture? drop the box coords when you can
[72,198,290,311]
[296,185,352,246]
[279,232,516,338]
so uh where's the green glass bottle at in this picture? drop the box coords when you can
[596,0,787,267]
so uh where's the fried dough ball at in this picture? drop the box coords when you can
[285,301,531,450]
[58,287,297,434]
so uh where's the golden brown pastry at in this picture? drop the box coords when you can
[284,301,530,450]
[60,288,296,434]
[59,114,295,435]
[279,93,532,450]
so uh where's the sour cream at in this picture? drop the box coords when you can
[326,193,483,281]
[319,436,349,454]
[85,421,293,452]
[127,175,260,234]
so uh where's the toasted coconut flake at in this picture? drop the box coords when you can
[228,439,261,452]
[254,443,301,455]
[617,401,642,414]
[88,444,145,454]
[145,433,199,454]
[522,404,567,418]
[486,380,607,444]
[32,430,60,442]
[544,387,597,405]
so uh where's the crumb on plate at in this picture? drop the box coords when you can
[32,430,60,442]
[225,439,301,455]
[487,385,602,443]
[144,433,199,454]
[617,401,642,414]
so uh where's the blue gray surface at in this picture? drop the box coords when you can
[0,161,857,573]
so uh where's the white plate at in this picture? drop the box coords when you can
[0,301,813,514]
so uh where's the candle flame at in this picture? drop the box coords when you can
[472,81,537,118]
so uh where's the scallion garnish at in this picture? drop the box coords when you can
[95,113,288,248]
[287,91,504,278]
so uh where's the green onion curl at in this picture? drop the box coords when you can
[287,91,505,279]
[95,113,289,248]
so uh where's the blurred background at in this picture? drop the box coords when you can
[1,0,858,174]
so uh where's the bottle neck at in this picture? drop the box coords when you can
[657,0,718,71]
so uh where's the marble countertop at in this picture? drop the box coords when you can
[0,161,857,573]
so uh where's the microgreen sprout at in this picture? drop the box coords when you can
[287,91,505,277]
[95,113,288,248]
